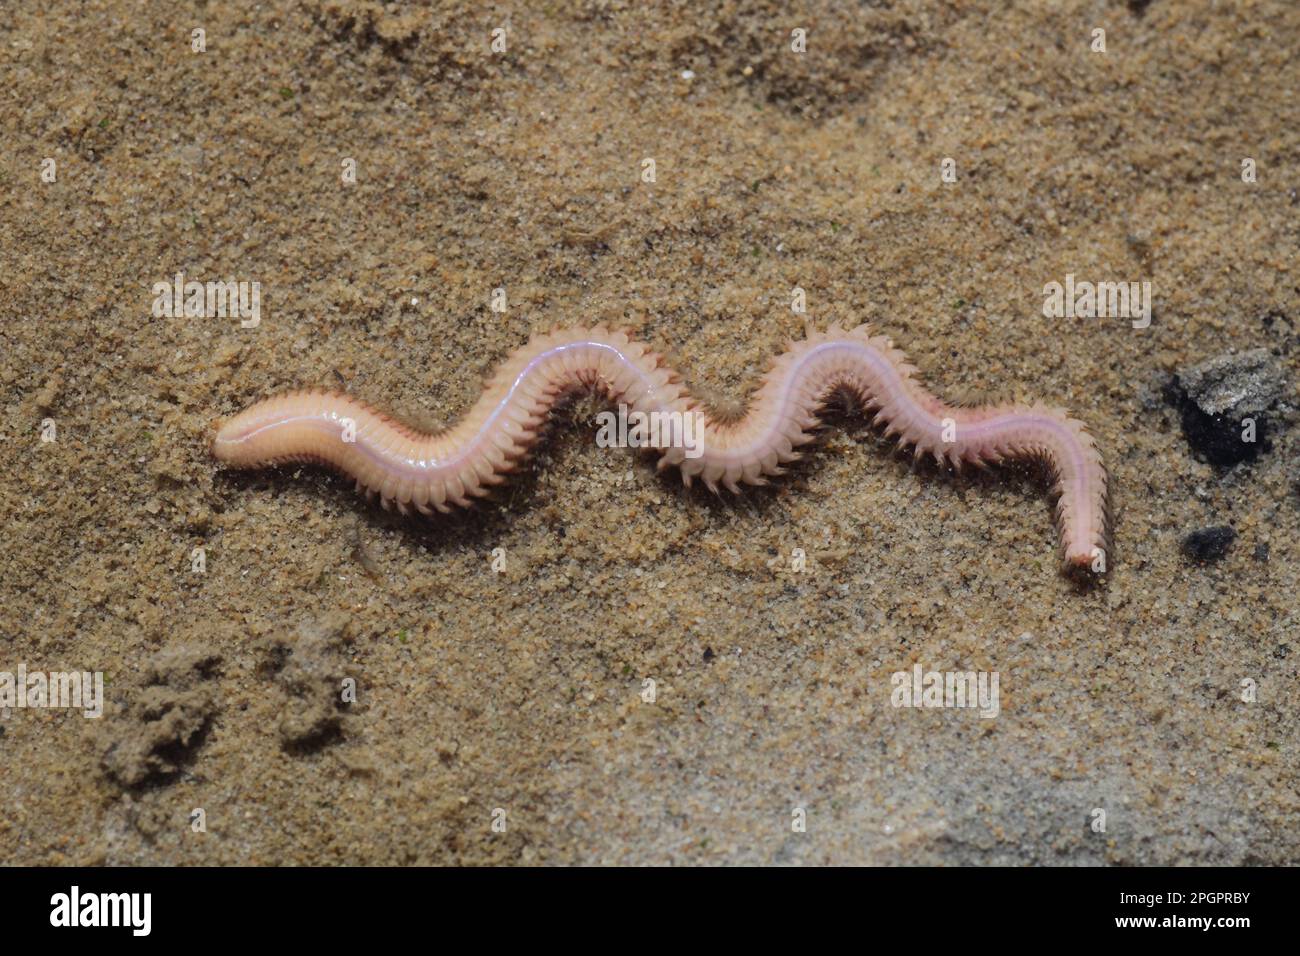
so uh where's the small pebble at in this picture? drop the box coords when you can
[1181,526,1236,562]
[1164,348,1287,466]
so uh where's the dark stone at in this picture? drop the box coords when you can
[1253,542,1270,562]
[1164,349,1286,466]
[1166,395,1268,465]
[702,647,715,663]
[1181,526,1237,562]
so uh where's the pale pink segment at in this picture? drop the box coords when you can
[212,325,1110,573]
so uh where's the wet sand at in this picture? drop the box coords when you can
[1,0,1297,864]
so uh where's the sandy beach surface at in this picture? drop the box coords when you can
[1,0,1297,864]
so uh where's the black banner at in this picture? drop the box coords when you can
[0,866,1283,943]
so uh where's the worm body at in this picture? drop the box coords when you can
[213,325,1110,573]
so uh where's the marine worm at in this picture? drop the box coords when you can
[213,324,1110,574]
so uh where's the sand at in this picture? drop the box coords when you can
[1,0,1297,865]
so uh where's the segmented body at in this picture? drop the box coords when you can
[212,325,1110,572]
